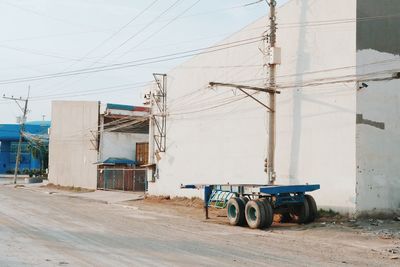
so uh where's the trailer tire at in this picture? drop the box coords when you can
[305,195,317,223]
[259,198,274,228]
[290,198,310,224]
[227,197,246,226]
[245,200,266,229]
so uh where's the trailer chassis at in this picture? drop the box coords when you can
[182,183,320,229]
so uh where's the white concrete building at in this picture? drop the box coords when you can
[147,0,400,216]
[49,101,149,190]
[49,101,99,189]
[98,103,149,165]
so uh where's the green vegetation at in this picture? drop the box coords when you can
[318,208,340,218]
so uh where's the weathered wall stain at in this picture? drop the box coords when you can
[356,114,385,130]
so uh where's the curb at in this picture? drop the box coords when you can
[59,194,109,204]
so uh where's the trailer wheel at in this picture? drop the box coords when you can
[227,197,246,226]
[259,198,274,228]
[290,198,310,224]
[305,195,317,223]
[245,200,266,229]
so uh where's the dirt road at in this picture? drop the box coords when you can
[0,186,398,266]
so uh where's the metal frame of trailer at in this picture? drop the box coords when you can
[181,183,320,229]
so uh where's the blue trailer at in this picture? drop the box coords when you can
[181,183,320,229]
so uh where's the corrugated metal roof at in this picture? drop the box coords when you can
[96,157,137,165]
[106,103,149,112]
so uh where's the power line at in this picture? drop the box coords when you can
[113,0,202,63]
[168,49,264,108]
[249,12,400,31]
[139,0,264,23]
[96,0,183,64]
[40,0,182,95]
[0,30,111,44]
[2,59,397,107]
[30,82,151,101]
[0,81,151,105]
[169,94,251,116]
[166,69,400,117]
[0,44,109,64]
[52,115,149,140]
[231,57,400,84]
[0,0,105,31]
[42,0,266,97]
[39,0,159,94]
[0,36,263,85]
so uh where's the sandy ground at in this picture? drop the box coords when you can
[0,186,399,267]
[134,196,400,238]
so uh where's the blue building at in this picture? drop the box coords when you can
[0,121,50,174]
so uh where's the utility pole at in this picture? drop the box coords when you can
[209,0,280,185]
[3,88,30,184]
[266,0,278,184]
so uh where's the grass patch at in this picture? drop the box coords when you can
[318,208,340,217]
[316,209,349,222]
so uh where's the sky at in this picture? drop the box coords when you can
[0,0,287,124]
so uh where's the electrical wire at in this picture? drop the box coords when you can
[0,30,112,44]
[113,0,202,62]
[39,0,159,94]
[248,12,400,31]
[0,36,264,85]
[48,0,194,99]
[0,0,106,31]
[231,57,400,84]
[164,68,400,118]
[30,81,151,101]
[94,0,183,65]
[0,44,109,64]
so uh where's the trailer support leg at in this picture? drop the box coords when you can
[204,186,212,219]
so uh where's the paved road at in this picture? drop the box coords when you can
[0,187,397,267]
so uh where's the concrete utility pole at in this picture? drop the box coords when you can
[266,0,278,184]
[3,88,30,184]
[209,0,280,185]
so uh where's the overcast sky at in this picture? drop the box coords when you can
[0,0,287,124]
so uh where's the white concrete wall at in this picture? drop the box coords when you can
[275,0,357,212]
[356,53,400,215]
[48,101,99,189]
[355,0,400,216]
[148,0,358,212]
[100,131,148,162]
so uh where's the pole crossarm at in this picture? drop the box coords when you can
[209,82,280,94]
[236,87,274,112]
[2,96,28,101]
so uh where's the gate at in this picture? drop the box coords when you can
[97,168,146,192]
